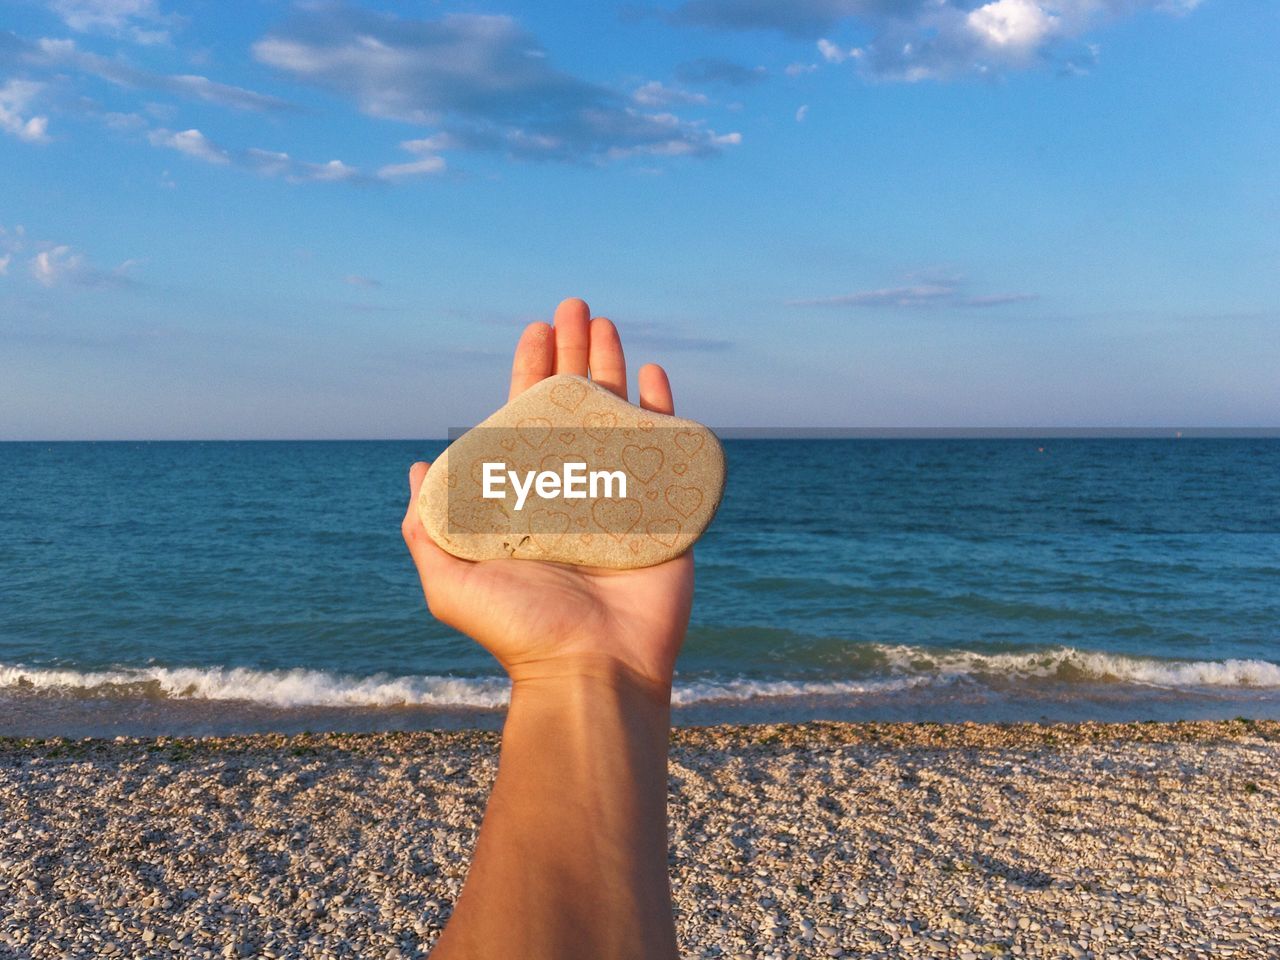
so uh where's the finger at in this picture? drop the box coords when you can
[553,297,590,376]
[637,363,674,415]
[509,321,555,401]
[588,317,627,400]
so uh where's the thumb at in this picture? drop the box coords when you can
[401,461,467,604]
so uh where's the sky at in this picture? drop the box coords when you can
[1,0,1277,439]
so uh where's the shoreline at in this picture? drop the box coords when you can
[2,720,1277,958]
[4,681,1280,739]
[2,716,1279,754]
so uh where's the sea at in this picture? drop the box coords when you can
[2,438,1278,736]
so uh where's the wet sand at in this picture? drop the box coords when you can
[1,720,1277,959]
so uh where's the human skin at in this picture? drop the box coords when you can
[401,297,692,960]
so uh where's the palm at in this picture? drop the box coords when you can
[402,299,695,688]
[435,554,692,686]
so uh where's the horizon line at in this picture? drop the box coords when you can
[4,428,1280,442]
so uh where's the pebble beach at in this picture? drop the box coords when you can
[1,720,1277,960]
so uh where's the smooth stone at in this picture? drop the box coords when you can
[419,374,725,569]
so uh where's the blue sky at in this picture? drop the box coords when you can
[1,0,1276,439]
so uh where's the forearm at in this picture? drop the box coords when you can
[431,655,677,960]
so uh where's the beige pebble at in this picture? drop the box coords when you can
[419,374,725,568]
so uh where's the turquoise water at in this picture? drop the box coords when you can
[2,439,1279,734]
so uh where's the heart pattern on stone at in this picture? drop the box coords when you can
[664,484,703,519]
[526,506,571,538]
[646,517,681,547]
[591,497,642,541]
[622,444,663,483]
[584,411,617,442]
[550,380,588,411]
[517,417,552,450]
[675,430,704,457]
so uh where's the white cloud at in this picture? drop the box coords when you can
[30,245,85,287]
[147,135,352,184]
[632,81,709,107]
[817,38,850,64]
[245,148,291,177]
[371,134,450,179]
[8,113,47,142]
[792,284,958,308]
[675,0,1205,81]
[960,292,1040,307]
[253,8,739,164]
[101,110,147,131]
[36,38,294,113]
[184,141,361,183]
[163,73,293,112]
[50,0,177,45]
[0,80,51,143]
[250,15,556,126]
[2,225,137,288]
[400,133,461,154]
[304,159,359,182]
[148,127,230,164]
[968,0,1060,50]
[795,104,809,122]
[785,62,819,76]
[789,275,1038,308]
[10,8,735,172]
[377,156,447,180]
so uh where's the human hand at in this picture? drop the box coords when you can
[402,298,694,696]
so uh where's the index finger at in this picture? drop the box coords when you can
[509,321,555,401]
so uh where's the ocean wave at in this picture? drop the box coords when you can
[0,661,931,709]
[1,645,1278,710]
[0,663,511,709]
[869,644,1280,688]
[671,676,927,706]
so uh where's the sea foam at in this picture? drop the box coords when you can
[2,644,1278,710]
[871,644,1280,688]
[0,663,510,709]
